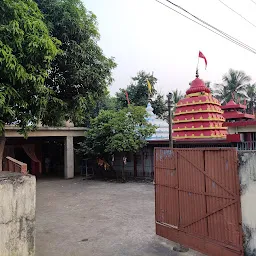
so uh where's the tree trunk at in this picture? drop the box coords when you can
[0,134,6,172]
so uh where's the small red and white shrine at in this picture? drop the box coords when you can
[221,99,256,143]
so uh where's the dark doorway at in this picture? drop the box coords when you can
[14,147,31,171]
[42,139,64,177]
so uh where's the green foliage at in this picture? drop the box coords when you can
[116,71,157,108]
[0,0,60,135]
[169,89,184,117]
[214,69,251,104]
[170,89,184,106]
[93,94,117,114]
[84,93,118,126]
[151,94,168,120]
[115,70,167,119]
[246,83,256,114]
[204,81,213,93]
[78,105,156,158]
[35,0,117,126]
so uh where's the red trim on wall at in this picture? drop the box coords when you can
[223,112,254,120]
[226,134,242,142]
[224,120,256,127]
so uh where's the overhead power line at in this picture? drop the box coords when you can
[250,0,256,5]
[155,0,256,55]
[217,0,256,29]
[164,0,256,52]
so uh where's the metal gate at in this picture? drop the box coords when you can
[155,148,243,256]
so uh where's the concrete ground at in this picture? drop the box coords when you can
[36,178,203,256]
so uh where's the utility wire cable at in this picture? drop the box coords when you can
[155,0,256,54]
[158,0,256,53]
[155,0,234,43]
[250,0,256,5]
[164,0,256,52]
[217,0,256,29]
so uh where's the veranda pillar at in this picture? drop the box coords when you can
[64,136,74,179]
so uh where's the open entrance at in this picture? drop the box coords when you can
[4,137,66,178]
[42,139,64,177]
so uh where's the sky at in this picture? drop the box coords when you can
[83,0,256,96]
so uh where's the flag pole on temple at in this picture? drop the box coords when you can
[146,74,153,101]
[197,51,208,77]
[196,55,200,77]
[125,90,130,105]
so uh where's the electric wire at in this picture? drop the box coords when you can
[154,0,256,55]
[164,0,256,52]
[217,0,256,29]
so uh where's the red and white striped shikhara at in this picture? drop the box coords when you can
[172,75,227,140]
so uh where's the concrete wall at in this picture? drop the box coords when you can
[0,172,36,256]
[112,146,154,178]
[112,152,134,177]
[238,152,256,255]
[135,146,154,177]
[229,126,256,134]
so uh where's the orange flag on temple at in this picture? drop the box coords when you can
[199,51,207,69]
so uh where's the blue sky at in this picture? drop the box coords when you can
[83,0,256,96]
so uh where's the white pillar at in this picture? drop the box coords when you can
[64,136,74,179]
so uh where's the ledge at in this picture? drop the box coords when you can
[5,125,87,138]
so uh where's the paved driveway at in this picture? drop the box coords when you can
[36,178,202,256]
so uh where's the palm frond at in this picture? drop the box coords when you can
[215,69,251,103]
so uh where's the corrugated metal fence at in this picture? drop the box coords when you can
[155,148,243,256]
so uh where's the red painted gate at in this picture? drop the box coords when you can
[155,148,243,256]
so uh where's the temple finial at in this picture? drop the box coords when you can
[196,69,199,78]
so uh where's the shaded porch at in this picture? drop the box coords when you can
[4,125,86,179]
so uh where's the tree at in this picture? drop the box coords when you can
[116,71,167,119]
[170,89,184,115]
[214,69,251,104]
[0,0,60,170]
[84,93,118,126]
[205,81,213,93]
[151,89,185,121]
[246,83,256,114]
[116,71,157,108]
[78,105,156,180]
[171,89,184,106]
[35,0,117,126]
[151,94,168,120]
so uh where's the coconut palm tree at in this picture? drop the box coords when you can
[170,89,184,118]
[204,81,213,93]
[246,83,256,114]
[205,81,211,88]
[171,89,184,106]
[214,69,251,104]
